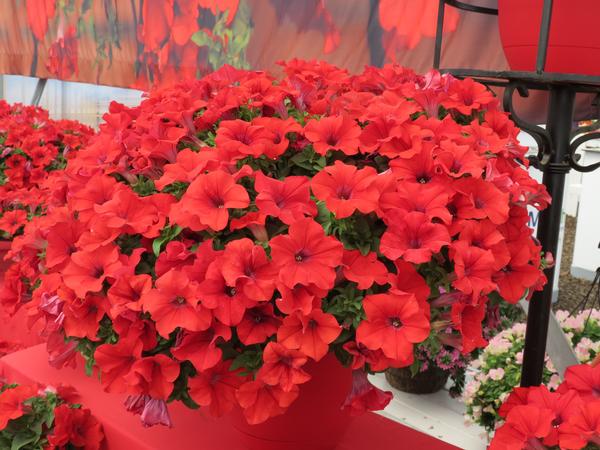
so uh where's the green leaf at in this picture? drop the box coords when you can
[11,431,39,450]
[152,225,183,257]
[191,30,212,48]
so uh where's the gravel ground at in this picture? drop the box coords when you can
[554,215,599,311]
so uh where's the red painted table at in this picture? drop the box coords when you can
[0,345,459,450]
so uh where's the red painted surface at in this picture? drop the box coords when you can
[498,0,600,75]
[0,344,459,450]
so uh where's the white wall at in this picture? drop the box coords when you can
[571,145,600,280]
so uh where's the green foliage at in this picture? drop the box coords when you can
[323,284,365,329]
[230,346,264,376]
[131,176,157,197]
[152,224,183,257]
[0,389,60,450]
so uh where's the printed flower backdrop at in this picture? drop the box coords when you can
[0,0,514,91]
[1,60,550,428]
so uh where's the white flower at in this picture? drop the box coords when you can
[483,405,496,414]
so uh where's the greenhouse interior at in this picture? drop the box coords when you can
[0,1,599,449]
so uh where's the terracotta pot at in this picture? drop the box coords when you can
[385,366,448,395]
[498,0,600,75]
[229,353,354,450]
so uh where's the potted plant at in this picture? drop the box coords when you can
[463,309,600,433]
[489,362,600,449]
[5,61,550,449]
[0,100,93,277]
[0,101,93,350]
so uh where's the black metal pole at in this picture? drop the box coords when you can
[520,86,575,387]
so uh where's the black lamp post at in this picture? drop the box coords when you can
[433,0,600,386]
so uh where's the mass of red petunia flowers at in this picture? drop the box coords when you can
[0,381,104,449]
[1,60,551,426]
[490,363,600,450]
[0,100,93,239]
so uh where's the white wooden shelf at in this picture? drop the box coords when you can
[369,374,488,450]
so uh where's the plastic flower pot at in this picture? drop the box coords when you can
[498,0,600,75]
[228,353,354,450]
[385,366,448,394]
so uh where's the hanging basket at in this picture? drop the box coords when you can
[498,0,600,76]
[385,366,449,395]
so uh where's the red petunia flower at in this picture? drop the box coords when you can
[0,385,36,429]
[311,161,380,219]
[62,293,110,340]
[493,242,542,303]
[433,140,486,178]
[442,77,496,115]
[220,238,276,301]
[235,380,299,425]
[277,309,341,361]
[123,355,180,400]
[341,250,389,289]
[45,220,84,269]
[172,170,249,231]
[450,297,488,354]
[275,282,328,316]
[525,387,583,447]
[107,274,153,318]
[388,260,431,309]
[94,337,143,394]
[215,119,270,157]
[559,365,600,402]
[155,149,212,190]
[454,178,510,225]
[253,117,302,158]
[559,401,600,450]
[379,182,452,225]
[171,323,232,372]
[356,292,429,363]
[489,405,553,450]
[304,115,361,155]
[0,210,27,235]
[187,360,245,417]
[341,370,393,416]
[237,304,280,345]
[48,404,104,450]
[269,218,343,290]
[141,270,211,338]
[450,241,497,301]
[61,245,125,298]
[257,342,311,392]
[380,211,450,264]
[254,172,316,225]
[198,260,252,327]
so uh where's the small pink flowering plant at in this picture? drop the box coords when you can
[463,309,599,432]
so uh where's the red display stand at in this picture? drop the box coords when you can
[0,345,458,450]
